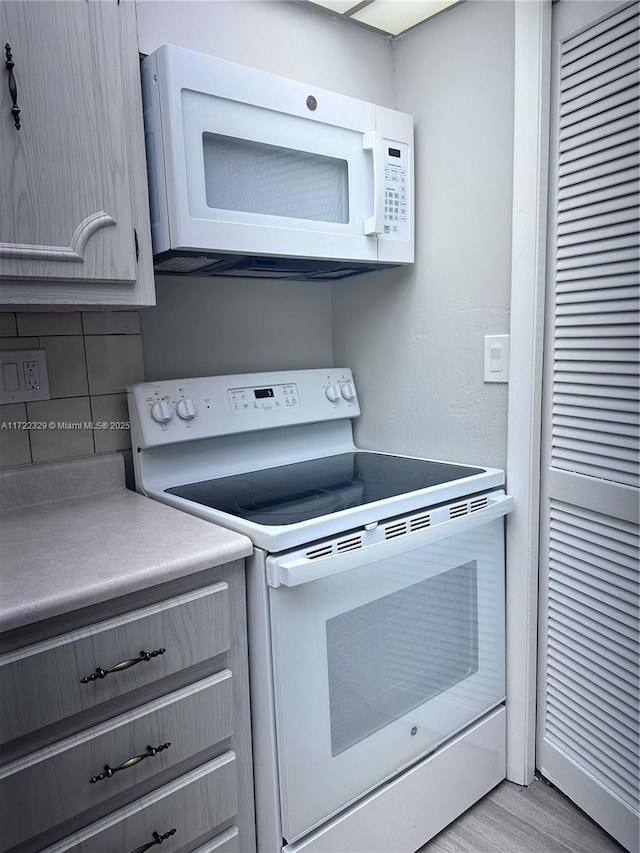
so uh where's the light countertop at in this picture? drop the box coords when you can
[0,454,252,633]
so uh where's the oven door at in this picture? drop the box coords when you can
[266,497,510,843]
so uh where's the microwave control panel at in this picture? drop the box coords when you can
[383,141,409,240]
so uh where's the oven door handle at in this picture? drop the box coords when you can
[266,492,513,588]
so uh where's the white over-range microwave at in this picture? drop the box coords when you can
[140,45,414,281]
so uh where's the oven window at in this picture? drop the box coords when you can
[202,133,349,223]
[326,561,478,756]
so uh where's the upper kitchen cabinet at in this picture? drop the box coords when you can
[0,0,155,307]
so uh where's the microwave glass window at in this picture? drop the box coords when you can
[326,561,479,756]
[203,133,349,223]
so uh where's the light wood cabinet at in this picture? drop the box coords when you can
[0,0,155,307]
[43,755,239,853]
[0,582,231,743]
[0,563,255,853]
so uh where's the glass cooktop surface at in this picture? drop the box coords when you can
[166,452,484,526]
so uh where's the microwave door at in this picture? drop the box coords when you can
[176,91,379,262]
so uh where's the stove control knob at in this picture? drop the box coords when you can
[340,381,356,401]
[325,384,340,403]
[150,400,173,424]
[176,398,197,420]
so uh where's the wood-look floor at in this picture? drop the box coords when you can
[416,777,627,853]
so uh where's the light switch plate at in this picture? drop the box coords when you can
[0,349,50,403]
[484,335,510,383]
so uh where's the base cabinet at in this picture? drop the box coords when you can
[0,562,255,853]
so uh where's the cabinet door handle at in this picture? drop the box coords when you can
[4,43,20,130]
[89,742,171,784]
[80,648,166,683]
[130,828,177,853]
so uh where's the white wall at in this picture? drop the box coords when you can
[136,0,395,381]
[333,1,515,469]
[142,278,333,380]
[136,0,395,104]
[137,1,515,473]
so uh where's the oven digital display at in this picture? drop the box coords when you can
[228,382,299,413]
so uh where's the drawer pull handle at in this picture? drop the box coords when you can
[130,828,177,853]
[4,44,20,130]
[80,648,166,683]
[89,742,172,783]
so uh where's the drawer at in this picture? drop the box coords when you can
[0,671,234,852]
[0,582,230,745]
[41,752,238,853]
[193,828,241,853]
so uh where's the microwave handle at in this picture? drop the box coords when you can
[362,131,385,236]
[266,493,514,588]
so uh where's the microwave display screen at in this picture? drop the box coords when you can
[388,147,401,158]
[203,133,349,224]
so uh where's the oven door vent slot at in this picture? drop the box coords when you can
[410,514,431,531]
[449,496,488,519]
[449,502,470,519]
[306,544,334,560]
[470,497,489,512]
[385,521,408,539]
[337,535,363,552]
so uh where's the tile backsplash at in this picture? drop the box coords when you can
[0,311,144,471]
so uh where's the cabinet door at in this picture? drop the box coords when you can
[0,0,152,301]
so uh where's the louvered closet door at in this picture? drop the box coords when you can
[537,2,640,851]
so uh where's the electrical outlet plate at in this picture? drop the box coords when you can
[0,349,50,403]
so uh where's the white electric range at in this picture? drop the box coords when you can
[128,368,513,853]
